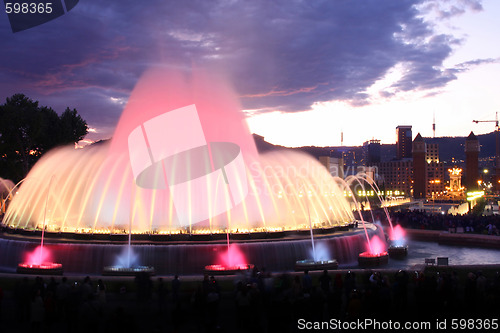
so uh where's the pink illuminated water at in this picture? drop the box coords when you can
[366,235,387,255]
[23,245,53,266]
[217,243,248,268]
[4,67,354,273]
[390,224,406,246]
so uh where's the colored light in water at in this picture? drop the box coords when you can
[3,68,354,236]
[311,242,331,262]
[390,224,406,246]
[23,245,53,266]
[367,235,387,255]
[217,244,247,268]
[114,246,139,268]
[18,262,62,269]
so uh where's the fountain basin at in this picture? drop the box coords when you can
[295,259,338,271]
[388,245,408,259]
[0,223,383,275]
[17,262,63,275]
[358,251,389,267]
[102,266,155,276]
[204,264,254,275]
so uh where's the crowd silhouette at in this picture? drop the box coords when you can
[0,265,498,333]
[390,209,500,235]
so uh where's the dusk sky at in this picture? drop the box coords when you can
[1,0,499,147]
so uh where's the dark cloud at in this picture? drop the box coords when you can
[0,0,487,138]
[391,34,460,92]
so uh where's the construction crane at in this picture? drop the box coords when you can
[473,112,499,128]
[473,112,499,188]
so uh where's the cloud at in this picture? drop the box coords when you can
[0,0,488,136]
[419,0,483,19]
[453,57,500,71]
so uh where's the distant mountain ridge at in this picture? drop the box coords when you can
[90,132,498,164]
[253,131,498,163]
[423,131,496,162]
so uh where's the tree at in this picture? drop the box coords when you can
[0,94,88,181]
[60,107,88,144]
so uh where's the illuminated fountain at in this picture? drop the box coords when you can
[387,224,408,258]
[0,177,14,215]
[16,245,63,275]
[102,193,155,276]
[204,243,254,275]
[15,176,63,275]
[334,176,388,267]
[103,246,154,276]
[347,173,408,263]
[0,68,384,274]
[204,215,255,275]
[295,242,339,271]
[294,189,338,271]
[357,235,389,267]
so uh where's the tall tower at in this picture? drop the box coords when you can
[396,125,412,159]
[465,131,480,191]
[412,133,426,199]
[433,112,436,138]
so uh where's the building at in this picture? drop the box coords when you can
[341,148,364,176]
[465,132,480,191]
[363,139,381,166]
[426,143,439,163]
[396,126,412,159]
[427,161,445,198]
[374,134,446,199]
[412,133,426,199]
[376,160,412,197]
[319,156,344,178]
[446,167,465,200]
[425,143,445,197]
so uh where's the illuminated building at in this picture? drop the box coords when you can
[396,125,412,159]
[425,143,445,198]
[426,143,439,163]
[446,167,465,199]
[427,162,445,198]
[376,160,412,197]
[412,133,426,199]
[377,134,444,199]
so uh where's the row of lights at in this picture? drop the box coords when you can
[466,191,485,201]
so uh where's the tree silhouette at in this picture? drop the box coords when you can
[0,94,88,181]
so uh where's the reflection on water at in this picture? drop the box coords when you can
[384,240,500,269]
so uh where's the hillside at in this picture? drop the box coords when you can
[253,131,498,164]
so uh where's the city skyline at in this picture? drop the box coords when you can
[1,0,499,147]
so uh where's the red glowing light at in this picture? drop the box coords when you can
[205,264,251,271]
[217,244,248,268]
[18,263,62,270]
[359,251,388,258]
[390,224,406,242]
[366,235,387,255]
[18,246,63,274]
[23,246,53,266]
